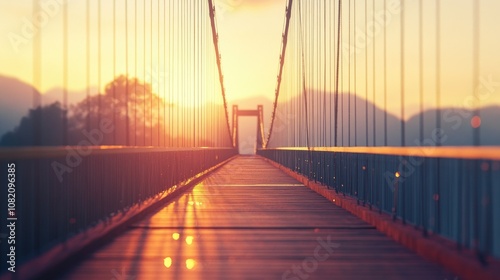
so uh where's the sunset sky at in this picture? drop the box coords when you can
[1,0,499,118]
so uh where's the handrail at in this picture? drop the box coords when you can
[0,146,235,160]
[264,146,500,161]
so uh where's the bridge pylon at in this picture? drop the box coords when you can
[232,105,266,151]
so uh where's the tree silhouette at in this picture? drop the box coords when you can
[69,75,169,146]
[0,102,65,146]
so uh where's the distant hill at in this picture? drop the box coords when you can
[0,75,40,137]
[405,106,500,146]
[266,92,403,147]
[262,92,500,147]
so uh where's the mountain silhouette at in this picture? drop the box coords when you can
[267,91,500,147]
[405,106,500,146]
[0,75,41,137]
[266,91,403,147]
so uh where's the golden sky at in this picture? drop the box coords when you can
[1,0,499,118]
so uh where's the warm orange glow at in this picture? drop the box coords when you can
[164,257,172,268]
[471,116,481,128]
[185,236,194,245]
[395,172,401,178]
[1,1,500,118]
[185,259,196,270]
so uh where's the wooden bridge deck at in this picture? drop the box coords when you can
[58,156,455,279]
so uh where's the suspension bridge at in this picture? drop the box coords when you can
[1,0,499,279]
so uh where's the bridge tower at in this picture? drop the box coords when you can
[232,105,266,151]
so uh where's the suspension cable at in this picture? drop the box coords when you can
[207,0,233,146]
[266,0,294,147]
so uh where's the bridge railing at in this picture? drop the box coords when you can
[0,147,237,266]
[258,147,500,260]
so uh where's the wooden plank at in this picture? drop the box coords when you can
[58,156,456,279]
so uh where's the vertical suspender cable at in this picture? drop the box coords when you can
[157,0,161,146]
[298,0,312,178]
[134,0,137,146]
[473,1,480,146]
[197,0,200,147]
[419,0,424,145]
[33,0,42,144]
[400,0,406,224]
[383,0,387,146]
[333,0,343,190]
[348,0,351,147]
[418,0,427,236]
[113,0,117,145]
[176,1,179,146]
[307,1,312,147]
[182,0,186,147]
[472,0,482,259]
[364,0,368,146]
[372,0,376,146]
[185,0,188,146]
[150,0,153,146]
[340,0,344,148]
[155,0,159,146]
[435,0,441,146]
[323,0,327,147]
[98,0,102,140]
[317,1,320,147]
[143,0,146,145]
[112,0,117,145]
[329,0,333,146]
[193,0,197,146]
[86,0,91,133]
[354,1,357,147]
[340,1,344,147]
[334,0,342,147]
[401,0,405,147]
[32,0,42,251]
[63,0,68,145]
[435,0,441,234]
[163,0,167,147]
[126,0,130,146]
[169,0,173,147]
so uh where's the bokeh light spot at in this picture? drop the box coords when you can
[164,257,172,268]
[471,116,481,128]
[172,232,180,240]
[186,259,196,270]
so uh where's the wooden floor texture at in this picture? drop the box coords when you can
[58,156,455,279]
